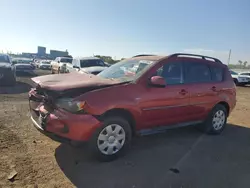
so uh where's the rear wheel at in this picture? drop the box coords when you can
[197,104,227,135]
[233,78,239,86]
[57,68,60,74]
[51,67,54,74]
[89,116,132,162]
[6,74,16,86]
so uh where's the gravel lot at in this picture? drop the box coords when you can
[1,70,250,188]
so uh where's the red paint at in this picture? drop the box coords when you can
[29,55,236,142]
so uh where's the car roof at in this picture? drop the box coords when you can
[130,55,166,61]
[74,56,101,60]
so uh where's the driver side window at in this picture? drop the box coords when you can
[155,62,183,85]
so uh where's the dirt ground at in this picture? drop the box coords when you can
[0,70,250,188]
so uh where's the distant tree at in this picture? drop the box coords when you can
[238,60,243,67]
[243,61,248,68]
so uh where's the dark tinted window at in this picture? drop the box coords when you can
[156,62,183,85]
[61,58,72,63]
[240,73,250,76]
[185,62,211,83]
[230,70,238,75]
[0,55,10,63]
[80,59,105,67]
[211,66,223,82]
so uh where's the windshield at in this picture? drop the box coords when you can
[42,61,51,64]
[61,58,72,63]
[12,59,32,64]
[80,59,106,68]
[98,59,155,81]
[230,70,238,75]
[0,54,10,63]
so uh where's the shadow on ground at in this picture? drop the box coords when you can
[0,81,32,94]
[55,124,250,188]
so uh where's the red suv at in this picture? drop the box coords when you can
[29,53,236,161]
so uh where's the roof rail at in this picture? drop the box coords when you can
[169,53,222,64]
[132,54,156,58]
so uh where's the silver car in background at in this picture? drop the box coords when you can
[67,57,109,75]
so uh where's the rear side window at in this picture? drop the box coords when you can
[240,73,250,76]
[184,62,211,83]
[210,66,223,82]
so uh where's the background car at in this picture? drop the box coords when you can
[230,70,250,86]
[38,60,52,70]
[12,58,35,75]
[67,57,109,75]
[0,53,16,86]
[51,56,73,74]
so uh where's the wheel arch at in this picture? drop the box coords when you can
[99,108,136,136]
[215,101,230,117]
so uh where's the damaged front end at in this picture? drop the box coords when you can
[28,82,118,142]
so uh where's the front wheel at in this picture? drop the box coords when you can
[197,104,227,135]
[89,117,132,162]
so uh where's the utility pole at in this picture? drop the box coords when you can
[227,49,231,65]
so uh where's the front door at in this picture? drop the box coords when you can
[139,61,191,129]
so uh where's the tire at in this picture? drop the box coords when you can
[57,68,60,74]
[197,104,227,135]
[5,73,16,86]
[51,68,54,74]
[233,78,239,86]
[89,116,132,162]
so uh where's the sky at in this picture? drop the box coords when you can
[0,0,249,64]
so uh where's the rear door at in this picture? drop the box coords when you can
[183,61,222,121]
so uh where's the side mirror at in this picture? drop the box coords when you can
[149,76,166,87]
[58,61,60,63]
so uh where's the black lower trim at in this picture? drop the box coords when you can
[137,120,203,136]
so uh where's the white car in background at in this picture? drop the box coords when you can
[51,56,73,74]
[38,60,51,70]
[67,57,108,75]
[230,70,250,86]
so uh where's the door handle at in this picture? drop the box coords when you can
[211,86,217,91]
[179,89,188,95]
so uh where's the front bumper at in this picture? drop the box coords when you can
[30,103,102,142]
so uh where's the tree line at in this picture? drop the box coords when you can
[228,60,249,69]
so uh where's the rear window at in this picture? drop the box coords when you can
[61,58,72,63]
[230,70,238,75]
[210,66,223,82]
[80,59,105,67]
[0,55,10,63]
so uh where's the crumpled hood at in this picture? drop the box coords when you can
[0,62,11,68]
[31,72,121,91]
[80,66,107,73]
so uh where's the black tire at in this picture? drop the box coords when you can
[233,78,239,86]
[57,68,60,74]
[51,68,54,74]
[6,74,16,86]
[196,104,227,135]
[89,116,132,162]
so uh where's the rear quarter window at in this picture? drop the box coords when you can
[210,66,224,82]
